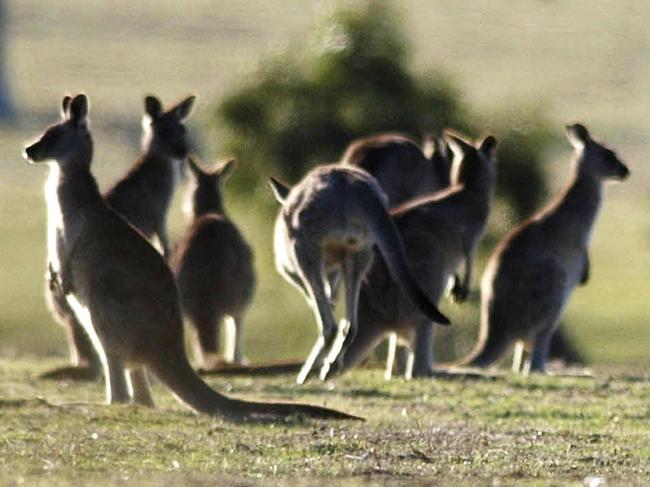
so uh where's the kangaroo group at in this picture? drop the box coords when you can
[24,92,629,422]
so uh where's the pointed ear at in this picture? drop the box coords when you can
[170,95,196,120]
[144,95,163,120]
[566,123,590,149]
[69,94,89,125]
[185,156,204,177]
[421,134,435,159]
[61,95,72,119]
[479,135,498,159]
[269,177,290,204]
[443,130,471,159]
[214,158,237,180]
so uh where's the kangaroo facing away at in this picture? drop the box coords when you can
[40,94,195,382]
[173,156,255,368]
[330,132,497,379]
[24,94,359,421]
[341,132,452,375]
[460,124,629,373]
[341,133,452,207]
[270,165,450,385]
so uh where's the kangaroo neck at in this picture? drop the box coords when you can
[457,180,493,231]
[55,163,104,250]
[192,193,225,218]
[543,167,602,247]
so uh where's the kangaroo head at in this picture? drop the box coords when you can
[444,130,498,190]
[566,124,630,181]
[185,156,236,216]
[141,94,195,159]
[24,94,93,169]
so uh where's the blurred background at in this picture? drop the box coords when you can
[0,0,648,369]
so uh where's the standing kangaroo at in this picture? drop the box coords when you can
[173,156,255,368]
[270,165,450,385]
[341,133,452,206]
[330,132,497,379]
[39,94,195,381]
[105,94,195,256]
[24,94,359,421]
[461,124,629,373]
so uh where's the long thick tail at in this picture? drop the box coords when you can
[198,359,304,377]
[149,354,362,421]
[358,189,450,325]
[454,310,511,368]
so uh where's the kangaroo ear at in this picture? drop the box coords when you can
[443,130,472,159]
[566,123,590,149]
[269,177,290,204]
[69,94,89,125]
[421,134,435,159]
[214,158,237,180]
[170,95,196,120]
[61,95,72,119]
[185,156,204,177]
[479,135,498,159]
[144,95,163,120]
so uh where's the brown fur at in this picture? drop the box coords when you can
[173,157,255,367]
[24,94,360,421]
[270,165,450,384]
[332,132,497,378]
[460,124,629,373]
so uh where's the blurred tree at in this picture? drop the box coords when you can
[214,1,552,221]
[215,1,469,191]
[0,0,16,120]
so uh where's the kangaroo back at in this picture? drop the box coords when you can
[355,187,450,325]
[342,133,450,206]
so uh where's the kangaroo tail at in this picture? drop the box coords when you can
[149,354,362,421]
[454,309,511,368]
[358,189,450,325]
[198,359,304,377]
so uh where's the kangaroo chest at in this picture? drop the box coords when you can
[45,166,88,274]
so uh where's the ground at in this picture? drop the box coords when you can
[1,359,648,485]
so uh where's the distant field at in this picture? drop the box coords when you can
[1,0,649,369]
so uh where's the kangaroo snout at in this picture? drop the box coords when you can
[23,142,41,163]
[617,164,630,180]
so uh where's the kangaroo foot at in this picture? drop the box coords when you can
[38,364,102,382]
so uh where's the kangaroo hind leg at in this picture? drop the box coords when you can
[320,249,372,380]
[293,242,338,385]
[105,353,129,404]
[127,367,155,407]
[224,315,247,365]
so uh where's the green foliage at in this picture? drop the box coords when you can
[214,1,554,223]
[215,1,468,189]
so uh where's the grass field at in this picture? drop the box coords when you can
[1,1,649,484]
[0,359,648,484]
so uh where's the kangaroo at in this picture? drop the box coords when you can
[460,124,629,373]
[340,132,453,374]
[105,94,195,256]
[328,132,497,379]
[39,95,195,382]
[173,156,255,368]
[269,165,450,384]
[24,94,359,421]
[341,133,452,207]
